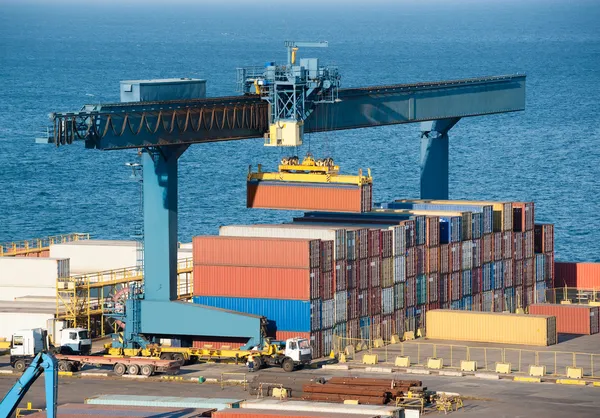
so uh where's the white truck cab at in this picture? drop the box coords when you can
[284,337,312,365]
[59,327,91,355]
[9,327,92,372]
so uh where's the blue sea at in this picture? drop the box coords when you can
[1,0,599,261]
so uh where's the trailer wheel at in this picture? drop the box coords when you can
[113,363,126,376]
[14,360,26,373]
[253,356,263,370]
[127,364,140,375]
[58,360,72,372]
[141,364,155,377]
[172,353,185,364]
[282,358,295,373]
[160,353,172,360]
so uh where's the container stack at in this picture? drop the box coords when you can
[192,236,336,357]
[191,198,556,357]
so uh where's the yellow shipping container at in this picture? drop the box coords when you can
[426,310,557,346]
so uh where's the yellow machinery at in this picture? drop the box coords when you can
[248,154,372,185]
[56,257,193,337]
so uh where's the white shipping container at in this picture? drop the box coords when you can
[0,257,70,301]
[0,301,56,339]
[394,255,406,283]
[219,224,347,260]
[240,399,402,417]
[321,299,335,329]
[50,240,192,274]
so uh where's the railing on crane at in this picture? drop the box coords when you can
[0,233,90,257]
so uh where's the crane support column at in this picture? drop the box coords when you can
[142,145,189,302]
[420,118,460,200]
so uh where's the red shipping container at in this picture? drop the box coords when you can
[528,304,599,335]
[367,229,381,258]
[482,234,492,263]
[247,181,372,213]
[428,273,440,303]
[311,330,323,358]
[358,259,369,290]
[193,264,317,300]
[449,242,461,273]
[513,232,523,260]
[554,262,600,289]
[347,261,358,289]
[492,232,503,261]
[504,259,514,288]
[524,231,535,259]
[502,231,513,260]
[472,267,482,294]
[348,288,359,319]
[450,272,461,301]
[427,246,439,273]
[370,286,382,315]
[440,244,450,274]
[193,236,320,268]
[368,256,381,288]
[524,258,535,286]
[406,276,416,307]
[472,239,482,268]
[416,245,426,275]
[472,293,482,311]
[406,247,417,277]
[381,229,394,258]
[381,313,394,341]
[334,260,347,291]
[426,216,440,247]
[321,270,334,300]
[514,259,524,286]
[320,240,333,272]
[358,290,369,317]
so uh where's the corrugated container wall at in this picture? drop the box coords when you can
[425,309,557,346]
[528,304,600,335]
[247,181,372,213]
[554,262,600,289]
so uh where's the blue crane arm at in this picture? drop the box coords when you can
[0,352,58,418]
[47,74,525,150]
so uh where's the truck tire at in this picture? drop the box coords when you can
[172,353,185,364]
[58,360,71,372]
[141,364,155,377]
[14,360,26,373]
[127,364,140,375]
[160,353,172,360]
[113,363,126,376]
[253,355,263,370]
[282,358,295,373]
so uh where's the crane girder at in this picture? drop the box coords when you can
[50,74,525,150]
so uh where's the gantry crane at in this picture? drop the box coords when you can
[44,41,526,352]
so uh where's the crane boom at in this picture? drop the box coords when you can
[0,351,58,418]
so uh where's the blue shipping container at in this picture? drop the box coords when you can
[193,296,310,332]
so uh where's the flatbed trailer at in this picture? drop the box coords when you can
[54,354,180,376]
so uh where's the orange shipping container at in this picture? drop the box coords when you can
[193,236,321,269]
[193,264,316,300]
[554,262,600,289]
[247,181,372,213]
[528,304,599,335]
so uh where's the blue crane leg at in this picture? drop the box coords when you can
[420,118,460,200]
[142,146,188,302]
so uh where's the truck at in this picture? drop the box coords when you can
[108,336,312,372]
[9,328,90,372]
[8,328,179,376]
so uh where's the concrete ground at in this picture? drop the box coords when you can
[3,334,600,417]
[2,359,600,417]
